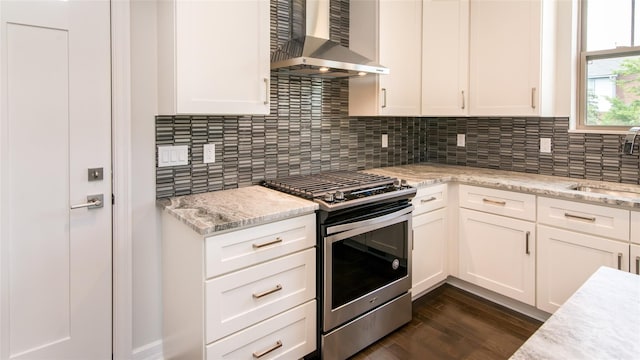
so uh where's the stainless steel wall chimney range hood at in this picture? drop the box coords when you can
[271,0,389,78]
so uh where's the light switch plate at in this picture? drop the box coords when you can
[203,143,215,164]
[540,138,551,153]
[381,134,388,148]
[457,134,466,147]
[158,145,189,167]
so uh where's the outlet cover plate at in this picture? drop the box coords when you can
[457,134,466,147]
[158,145,188,167]
[381,134,388,148]
[203,143,215,163]
[540,138,551,153]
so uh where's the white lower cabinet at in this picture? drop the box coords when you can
[458,208,536,305]
[632,244,640,276]
[162,212,316,359]
[412,207,448,298]
[536,225,630,313]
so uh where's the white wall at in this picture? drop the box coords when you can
[130,1,163,358]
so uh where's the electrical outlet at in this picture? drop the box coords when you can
[540,138,552,153]
[457,134,466,147]
[381,134,388,148]
[203,143,215,164]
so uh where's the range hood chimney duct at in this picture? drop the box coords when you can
[271,0,389,78]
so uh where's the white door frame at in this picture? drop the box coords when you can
[111,1,134,359]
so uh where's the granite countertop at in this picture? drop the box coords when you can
[157,185,318,236]
[363,163,640,209]
[158,163,640,236]
[510,267,640,359]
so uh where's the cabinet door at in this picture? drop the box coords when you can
[412,208,448,298]
[632,244,640,276]
[459,208,535,305]
[349,0,422,116]
[469,0,540,116]
[173,0,270,115]
[422,0,469,116]
[631,211,640,245]
[537,225,630,313]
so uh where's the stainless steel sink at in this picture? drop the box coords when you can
[570,185,640,199]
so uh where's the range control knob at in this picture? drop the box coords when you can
[324,192,335,203]
[394,179,401,188]
[400,179,408,187]
[334,190,345,201]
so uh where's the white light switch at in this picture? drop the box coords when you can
[540,138,552,153]
[457,134,466,147]
[381,134,388,148]
[158,145,189,167]
[203,143,215,164]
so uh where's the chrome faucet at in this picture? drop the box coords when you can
[623,127,640,155]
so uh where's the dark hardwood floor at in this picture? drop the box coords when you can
[350,284,543,360]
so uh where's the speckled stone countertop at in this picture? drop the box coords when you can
[363,163,640,209]
[157,185,318,236]
[158,163,640,235]
[510,267,640,359]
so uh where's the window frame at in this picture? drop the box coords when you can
[577,0,640,131]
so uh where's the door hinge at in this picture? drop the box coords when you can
[112,193,115,205]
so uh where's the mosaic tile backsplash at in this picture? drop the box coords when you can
[155,0,640,198]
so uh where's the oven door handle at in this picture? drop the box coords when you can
[325,206,414,239]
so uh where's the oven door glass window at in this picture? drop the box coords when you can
[331,221,408,308]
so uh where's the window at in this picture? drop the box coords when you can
[580,0,640,129]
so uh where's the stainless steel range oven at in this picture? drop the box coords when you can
[264,171,416,359]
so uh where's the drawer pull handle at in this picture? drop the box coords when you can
[253,237,283,249]
[617,253,623,270]
[420,197,437,204]
[636,256,639,275]
[253,284,282,299]
[253,340,283,358]
[482,198,506,206]
[564,213,596,222]
[525,231,530,255]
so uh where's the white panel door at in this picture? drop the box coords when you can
[469,0,541,116]
[537,225,630,313]
[458,208,536,305]
[421,0,469,116]
[0,1,112,359]
[632,244,640,276]
[412,208,448,298]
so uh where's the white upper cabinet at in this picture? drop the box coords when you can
[422,0,469,116]
[469,0,541,116]
[349,0,422,116]
[158,0,270,115]
[422,0,557,117]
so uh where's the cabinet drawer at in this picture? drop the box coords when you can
[459,185,536,221]
[206,248,315,343]
[538,197,629,241]
[632,212,640,245]
[206,300,316,360]
[206,213,315,278]
[412,184,447,215]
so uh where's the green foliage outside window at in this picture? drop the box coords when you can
[599,58,640,126]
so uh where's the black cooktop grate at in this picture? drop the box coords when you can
[263,171,396,199]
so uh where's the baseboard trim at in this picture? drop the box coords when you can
[445,276,551,322]
[132,340,163,360]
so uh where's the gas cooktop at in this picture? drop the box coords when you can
[263,170,416,211]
